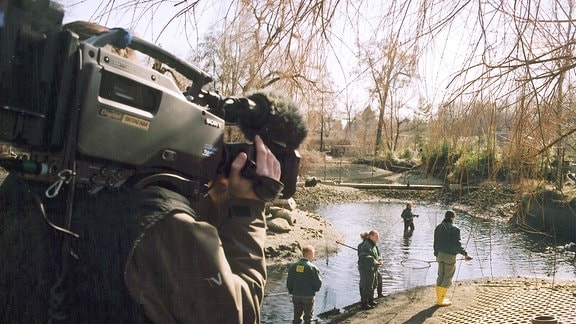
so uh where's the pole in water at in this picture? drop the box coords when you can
[335,240,357,251]
[264,291,289,297]
[326,241,330,266]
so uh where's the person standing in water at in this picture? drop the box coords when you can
[286,245,322,324]
[433,210,473,306]
[401,203,418,233]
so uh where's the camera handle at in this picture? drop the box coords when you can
[83,29,214,97]
[129,36,213,96]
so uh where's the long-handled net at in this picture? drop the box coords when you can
[400,259,432,300]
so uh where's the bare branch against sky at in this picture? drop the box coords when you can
[60,1,576,125]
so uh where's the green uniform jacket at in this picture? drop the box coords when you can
[357,239,380,271]
[286,258,322,297]
[433,220,468,256]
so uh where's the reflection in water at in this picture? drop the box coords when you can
[261,202,576,323]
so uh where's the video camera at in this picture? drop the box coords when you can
[0,0,305,199]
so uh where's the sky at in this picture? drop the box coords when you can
[60,0,228,57]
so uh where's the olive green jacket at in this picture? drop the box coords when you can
[433,219,468,257]
[357,239,380,271]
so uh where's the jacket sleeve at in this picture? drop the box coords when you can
[286,264,294,294]
[312,266,322,292]
[213,198,267,319]
[453,227,468,256]
[124,197,266,324]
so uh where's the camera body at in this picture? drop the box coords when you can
[74,40,224,191]
[0,0,300,198]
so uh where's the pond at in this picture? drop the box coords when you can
[260,201,576,323]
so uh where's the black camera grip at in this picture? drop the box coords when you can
[253,176,284,202]
[221,145,283,201]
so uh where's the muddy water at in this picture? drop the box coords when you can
[261,201,576,323]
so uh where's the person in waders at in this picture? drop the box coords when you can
[286,245,322,324]
[357,230,382,310]
[433,210,473,306]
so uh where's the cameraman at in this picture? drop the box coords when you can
[123,134,280,323]
[1,18,288,322]
[0,135,280,323]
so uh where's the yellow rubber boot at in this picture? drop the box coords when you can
[435,286,452,306]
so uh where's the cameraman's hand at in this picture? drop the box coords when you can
[228,135,281,201]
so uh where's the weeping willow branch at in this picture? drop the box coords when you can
[530,127,576,158]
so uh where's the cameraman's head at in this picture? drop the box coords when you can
[63,21,136,59]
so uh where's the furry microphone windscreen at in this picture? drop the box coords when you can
[242,90,308,150]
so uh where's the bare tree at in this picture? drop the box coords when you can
[184,1,345,151]
[443,1,576,182]
[354,1,421,159]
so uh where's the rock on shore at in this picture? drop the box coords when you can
[264,184,384,266]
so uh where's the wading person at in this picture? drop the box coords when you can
[357,230,382,310]
[286,245,322,324]
[433,210,473,306]
[401,203,418,233]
